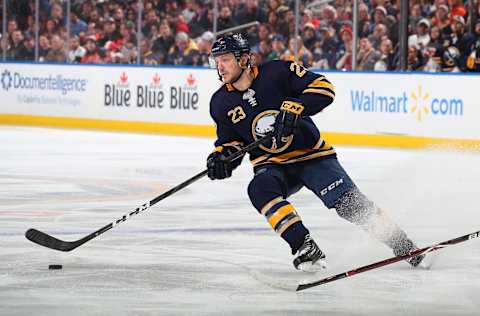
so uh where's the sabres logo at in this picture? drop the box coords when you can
[251,110,293,153]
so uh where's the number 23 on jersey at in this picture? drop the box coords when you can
[228,106,247,124]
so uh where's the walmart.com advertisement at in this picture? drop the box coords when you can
[315,72,479,140]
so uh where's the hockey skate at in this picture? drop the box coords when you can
[293,234,327,272]
[392,241,430,269]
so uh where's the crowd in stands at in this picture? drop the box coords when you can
[1,0,480,72]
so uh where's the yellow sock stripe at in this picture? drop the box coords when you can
[267,204,296,229]
[260,197,284,215]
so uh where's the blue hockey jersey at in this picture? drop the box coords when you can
[209,60,337,167]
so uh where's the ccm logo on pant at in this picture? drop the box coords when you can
[320,178,344,196]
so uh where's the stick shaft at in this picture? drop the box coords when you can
[297,230,480,291]
[26,134,273,251]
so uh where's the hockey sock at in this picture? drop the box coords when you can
[334,189,416,253]
[260,197,308,254]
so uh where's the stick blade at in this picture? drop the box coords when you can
[25,228,77,252]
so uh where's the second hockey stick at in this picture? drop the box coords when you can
[25,134,273,252]
[297,229,480,291]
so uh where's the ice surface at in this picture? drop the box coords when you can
[1,126,479,316]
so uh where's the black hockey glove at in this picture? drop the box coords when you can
[206,146,243,180]
[274,98,305,142]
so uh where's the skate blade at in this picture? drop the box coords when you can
[416,251,438,270]
[298,259,327,273]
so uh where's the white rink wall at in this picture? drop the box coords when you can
[0,62,479,149]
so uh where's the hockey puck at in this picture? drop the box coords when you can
[48,264,62,270]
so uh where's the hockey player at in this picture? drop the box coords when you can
[206,33,424,272]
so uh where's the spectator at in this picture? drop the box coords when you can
[120,36,137,64]
[423,46,442,72]
[266,33,286,61]
[406,46,424,71]
[218,6,236,32]
[322,5,342,35]
[266,0,280,12]
[166,32,200,65]
[140,37,161,64]
[450,16,470,63]
[113,6,125,24]
[21,33,36,61]
[252,39,272,65]
[369,6,388,34]
[408,19,431,51]
[195,31,215,66]
[251,23,271,49]
[116,20,130,42]
[6,30,27,60]
[99,17,122,47]
[81,36,101,64]
[369,23,388,49]
[152,20,175,58]
[302,23,318,52]
[409,4,423,31]
[357,37,381,70]
[38,35,50,61]
[336,26,353,70]
[7,20,18,42]
[44,35,66,63]
[187,0,210,38]
[9,1,32,31]
[88,8,101,24]
[374,38,395,70]
[432,4,453,42]
[189,7,213,37]
[235,0,267,25]
[441,46,462,72]
[70,11,88,36]
[182,0,197,24]
[318,22,339,68]
[68,35,87,63]
[301,8,320,29]
[450,0,466,18]
[466,21,480,72]
[357,3,371,38]
[50,2,64,25]
[281,36,313,68]
[267,10,279,30]
[43,19,60,39]
[275,6,291,38]
[175,14,190,34]
[142,9,159,38]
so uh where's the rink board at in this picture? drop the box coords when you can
[0,62,478,150]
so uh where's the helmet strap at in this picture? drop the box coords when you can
[230,54,251,85]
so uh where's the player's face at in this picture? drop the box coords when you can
[214,53,241,83]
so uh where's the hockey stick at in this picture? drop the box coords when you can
[25,134,273,252]
[297,230,480,291]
